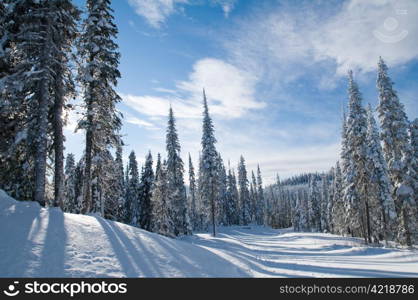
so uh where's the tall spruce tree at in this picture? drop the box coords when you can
[250,171,258,224]
[226,166,239,225]
[410,118,418,210]
[343,71,371,242]
[1,0,79,205]
[50,0,80,208]
[114,145,126,222]
[216,154,228,225]
[151,159,174,237]
[63,153,77,213]
[238,156,251,225]
[188,154,198,230]
[331,161,345,235]
[77,0,122,214]
[377,57,417,246]
[139,151,154,231]
[166,107,189,235]
[320,174,330,232]
[365,104,397,242]
[125,151,139,225]
[224,164,235,225]
[256,165,265,225]
[200,89,218,235]
[308,175,321,232]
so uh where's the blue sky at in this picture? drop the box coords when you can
[66,0,418,184]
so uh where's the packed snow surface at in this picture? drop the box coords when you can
[1,190,417,277]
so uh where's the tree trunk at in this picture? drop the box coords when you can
[53,64,65,208]
[34,24,52,206]
[82,127,93,213]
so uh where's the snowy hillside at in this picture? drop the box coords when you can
[1,190,418,278]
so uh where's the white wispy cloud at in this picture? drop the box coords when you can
[121,58,264,120]
[226,0,418,81]
[128,0,188,28]
[128,0,239,28]
[125,114,158,129]
[212,0,237,17]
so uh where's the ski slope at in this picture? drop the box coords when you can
[1,190,417,277]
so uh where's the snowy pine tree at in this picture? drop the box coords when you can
[63,153,77,213]
[256,165,265,226]
[188,154,198,230]
[343,71,371,242]
[125,151,140,225]
[114,145,126,222]
[151,158,174,237]
[200,89,218,235]
[377,57,417,246]
[77,0,122,214]
[331,162,345,235]
[365,104,398,242]
[238,156,251,225]
[1,1,78,205]
[308,175,321,232]
[320,175,330,232]
[225,166,239,225]
[166,107,189,236]
[138,151,154,231]
[410,118,418,210]
[250,171,258,224]
[50,0,80,208]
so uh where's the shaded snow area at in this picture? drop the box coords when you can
[1,190,418,278]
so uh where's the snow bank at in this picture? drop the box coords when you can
[0,190,246,277]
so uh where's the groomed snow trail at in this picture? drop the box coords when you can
[1,190,418,277]
[183,227,418,277]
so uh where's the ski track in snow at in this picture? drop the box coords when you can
[1,190,418,278]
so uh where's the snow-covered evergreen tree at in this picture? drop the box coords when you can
[308,175,321,232]
[101,150,121,220]
[331,162,345,235]
[0,1,29,200]
[250,171,258,224]
[256,165,265,225]
[77,0,122,214]
[63,153,77,213]
[114,145,126,222]
[200,89,218,235]
[410,118,418,210]
[365,104,398,242]
[188,154,198,230]
[216,154,228,225]
[238,156,251,225]
[166,107,189,236]
[377,57,417,246]
[1,0,79,205]
[225,166,239,225]
[151,158,174,237]
[138,151,154,231]
[125,151,140,225]
[320,175,330,232]
[343,71,370,242]
[50,0,80,208]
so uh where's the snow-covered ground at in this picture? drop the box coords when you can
[1,190,417,277]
